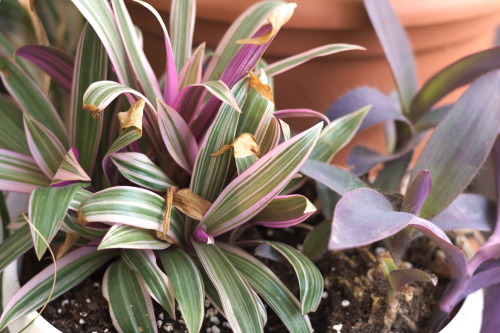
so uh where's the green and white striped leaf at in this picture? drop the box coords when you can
[170,0,196,71]
[190,78,248,202]
[201,123,322,236]
[236,154,259,175]
[252,195,316,228]
[105,128,142,158]
[79,186,183,245]
[179,43,205,89]
[263,43,365,77]
[0,149,49,193]
[310,106,370,162]
[99,225,171,250]
[0,95,29,155]
[24,113,67,179]
[61,214,107,238]
[159,247,204,333]
[196,80,242,113]
[260,116,281,155]
[0,247,117,330]
[29,183,87,259]
[68,189,92,211]
[255,241,323,315]
[51,148,91,186]
[220,243,312,333]
[193,242,263,333]
[103,260,157,333]
[0,224,32,274]
[0,56,68,145]
[69,23,108,174]
[122,249,176,318]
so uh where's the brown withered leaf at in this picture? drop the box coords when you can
[56,233,80,260]
[248,72,273,103]
[82,104,102,119]
[163,186,176,238]
[172,189,212,221]
[77,210,88,226]
[117,99,145,134]
[211,133,261,158]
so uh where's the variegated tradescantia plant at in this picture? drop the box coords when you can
[0,0,370,332]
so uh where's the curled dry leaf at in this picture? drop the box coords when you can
[117,99,145,135]
[56,232,80,260]
[163,186,176,238]
[82,104,102,119]
[172,188,212,221]
[248,72,273,103]
[211,133,261,158]
[237,3,297,45]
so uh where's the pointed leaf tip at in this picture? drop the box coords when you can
[403,169,432,215]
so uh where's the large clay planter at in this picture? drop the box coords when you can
[128,0,500,164]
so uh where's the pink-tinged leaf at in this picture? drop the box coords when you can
[252,195,316,228]
[133,0,179,105]
[274,109,330,124]
[200,123,322,236]
[402,170,431,215]
[173,84,206,124]
[412,70,500,220]
[24,114,67,179]
[388,269,437,292]
[0,149,49,193]
[51,148,91,187]
[157,99,198,173]
[178,43,205,89]
[193,225,214,245]
[481,283,500,333]
[363,0,418,114]
[16,45,74,91]
[170,0,196,72]
[260,116,281,155]
[411,46,500,121]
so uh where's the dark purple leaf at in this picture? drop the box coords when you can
[363,0,418,113]
[481,282,500,333]
[388,269,437,292]
[173,85,205,124]
[411,46,500,120]
[402,170,431,215]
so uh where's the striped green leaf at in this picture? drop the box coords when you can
[0,247,117,330]
[0,149,49,193]
[24,114,67,179]
[197,80,242,113]
[0,57,68,145]
[68,189,92,211]
[157,99,198,173]
[159,247,204,333]
[111,0,161,102]
[220,243,312,333]
[103,260,157,333]
[193,242,263,333]
[105,128,142,158]
[111,152,174,192]
[51,148,91,186]
[170,0,196,71]
[236,154,258,175]
[0,224,32,274]
[260,116,281,155]
[252,195,316,228]
[60,214,107,238]
[70,23,108,175]
[263,43,364,77]
[79,186,183,245]
[179,43,205,89]
[201,123,322,236]
[190,78,248,202]
[99,225,171,250]
[29,183,87,259]
[255,241,323,315]
[0,95,29,155]
[310,106,370,162]
[122,249,176,318]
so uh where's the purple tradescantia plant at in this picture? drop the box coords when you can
[0,0,371,332]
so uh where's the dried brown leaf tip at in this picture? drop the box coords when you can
[163,186,176,238]
[173,189,212,221]
[118,99,145,135]
[248,72,273,103]
[82,104,102,119]
[56,232,80,260]
[211,133,261,158]
[77,210,88,226]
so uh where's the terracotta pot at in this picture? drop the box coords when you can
[128,0,500,164]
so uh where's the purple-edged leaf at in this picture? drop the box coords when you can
[179,43,205,89]
[103,260,157,333]
[170,0,196,71]
[200,123,322,236]
[411,46,500,120]
[412,70,500,220]
[79,186,183,245]
[325,87,408,132]
[274,109,330,124]
[157,99,198,173]
[263,43,364,77]
[481,283,500,333]
[51,148,91,187]
[0,247,118,330]
[220,243,313,333]
[0,224,32,274]
[0,95,29,155]
[122,250,176,319]
[0,56,68,144]
[193,242,264,333]
[98,225,171,250]
[159,247,204,333]
[173,84,206,124]
[402,170,431,215]
[252,195,316,228]
[431,194,494,232]
[29,182,87,259]
[0,149,49,193]
[69,23,108,174]
[16,45,74,91]
[255,241,323,315]
[363,0,418,114]
[388,269,437,292]
[24,114,67,179]
[300,160,367,196]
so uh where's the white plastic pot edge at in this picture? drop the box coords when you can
[2,259,61,333]
[440,289,484,333]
